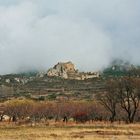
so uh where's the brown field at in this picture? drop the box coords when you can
[0,122,140,140]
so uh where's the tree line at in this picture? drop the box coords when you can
[0,76,140,124]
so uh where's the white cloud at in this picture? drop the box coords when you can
[0,0,140,74]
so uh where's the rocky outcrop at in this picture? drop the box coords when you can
[47,61,100,80]
[47,61,76,79]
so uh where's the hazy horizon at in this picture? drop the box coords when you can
[0,0,140,74]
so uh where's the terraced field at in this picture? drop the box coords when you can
[0,75,107,100]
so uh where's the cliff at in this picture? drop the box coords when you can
[47,61,100,80]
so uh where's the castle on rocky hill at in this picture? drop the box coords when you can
[46,61,100,80]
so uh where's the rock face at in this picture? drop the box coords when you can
[47,61,100,80]
[47,61,76,79]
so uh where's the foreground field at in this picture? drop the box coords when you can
[0,123,140,140]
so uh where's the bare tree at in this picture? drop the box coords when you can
[97,80,119,123]
[117,77,140,123]
[5,99,34,122]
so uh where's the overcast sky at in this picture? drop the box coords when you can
[0,0,140,74]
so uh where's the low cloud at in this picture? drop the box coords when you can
[0,0,140,74]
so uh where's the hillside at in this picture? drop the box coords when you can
[0,60,140,101]
[0,74,106,101]
[103,59,140,77]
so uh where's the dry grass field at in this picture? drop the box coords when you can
[0,122,140,140]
